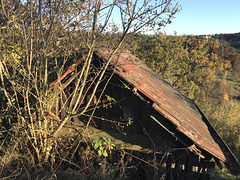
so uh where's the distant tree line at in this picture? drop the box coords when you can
[213,33,240,50]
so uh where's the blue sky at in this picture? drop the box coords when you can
[162,0,240,35]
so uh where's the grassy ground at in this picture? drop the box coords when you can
[210,167,240,180]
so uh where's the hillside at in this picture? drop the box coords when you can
[213,32,240,50]
[213,33,240,99]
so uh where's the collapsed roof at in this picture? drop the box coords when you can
[50,48,240,175]
[95,48,240,175]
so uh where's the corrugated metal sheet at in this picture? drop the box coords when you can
[95,48,240,174]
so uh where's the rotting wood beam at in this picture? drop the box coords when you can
[49,55,86,89]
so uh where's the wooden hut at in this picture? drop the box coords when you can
[50,48,240,179]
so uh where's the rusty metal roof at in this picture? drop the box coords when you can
[95,48,240,175]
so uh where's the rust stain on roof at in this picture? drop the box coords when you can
[95,48,240,174]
